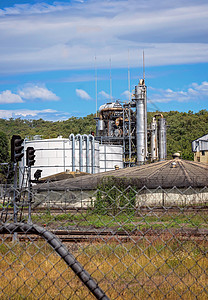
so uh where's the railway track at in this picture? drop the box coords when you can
[2,228,208,243]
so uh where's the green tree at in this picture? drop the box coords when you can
[0,131,10,183]
[0,131,9,163]
[0,110,207,161]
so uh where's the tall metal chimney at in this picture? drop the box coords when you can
[135,79,147,164]
[151,117,158,161]
[158,117,167,160]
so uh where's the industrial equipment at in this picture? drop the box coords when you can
[95,78,167,165]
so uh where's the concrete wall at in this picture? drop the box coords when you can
[33,187,208,209]
[194,151,208,163]
[135,188,208,206]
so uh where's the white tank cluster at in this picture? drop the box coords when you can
[20,134,123,180]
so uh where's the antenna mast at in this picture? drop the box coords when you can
[95,55,98,117]
[128,49,130,101]
[143,50,145,81]
[110,58,112,101]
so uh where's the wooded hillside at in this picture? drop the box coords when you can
[0,110,207,161]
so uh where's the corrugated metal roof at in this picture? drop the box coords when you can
[34,159,208,191]
[192,134,208,152]
[192,133,208,142]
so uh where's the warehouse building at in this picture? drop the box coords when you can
[192,134,208,163]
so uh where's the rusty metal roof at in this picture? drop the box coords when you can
[39,170,89,182]
[34,158,208,191]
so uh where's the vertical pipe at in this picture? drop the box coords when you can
[128,104,131,166]
[63,140,65,172]
[128,49,131,102]
[27,165,32,225]
[76,134,83,172]
[89,134,95,174]
[158,118,167,161]
[135,83,146,164]
[144,85,148,158]
[96,118,99,136]
[95,56,98,117]
[13,162,17,223]
[13,162,18,241]
[69,134,75,172]
[123,108,125,165]
[110,58,112,101]
[105,144,107,172]
[83,134,90,173]
[151,117,158,161]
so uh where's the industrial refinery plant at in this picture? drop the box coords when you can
[95,78,167,166]
[20,78,167,180]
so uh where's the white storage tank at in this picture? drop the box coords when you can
[19,135,123,182]
[99,144,123,172]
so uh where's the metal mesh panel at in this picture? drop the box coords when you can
[0,179,207,299]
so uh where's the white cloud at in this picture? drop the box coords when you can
[122,90,131,100]
[149,81,208,103]
[0,90,23,103]
[0,1,208,74]
[0,109,70,121]
[0,3,67,16]
[18,85,59,101]
[76,89,91,100]
[99,91,111,100]
[0,85,59,104]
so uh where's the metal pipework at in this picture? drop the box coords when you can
[83,134,90,173]
[151,117,158,161]
[69,134,75,172]
[158,118,167,161]
[76,134,83,172]
[135,82,146,164]
[89,134,95,174]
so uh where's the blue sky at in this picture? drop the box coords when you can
[0,0,208,120]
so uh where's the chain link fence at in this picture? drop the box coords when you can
[0,176,207,299]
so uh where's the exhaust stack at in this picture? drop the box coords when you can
[135,79,147,165]
[151,114,167,162]
[158,117,167,160]
[151,117,158,161]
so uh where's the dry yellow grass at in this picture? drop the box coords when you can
[0,235,207,299]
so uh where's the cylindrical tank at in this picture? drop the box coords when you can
[19,135,124,186]
[151,117,158,161]
[158,118,167,160]
[99,144,123,172]
[98,119,104,131]
[135,84,146,164]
